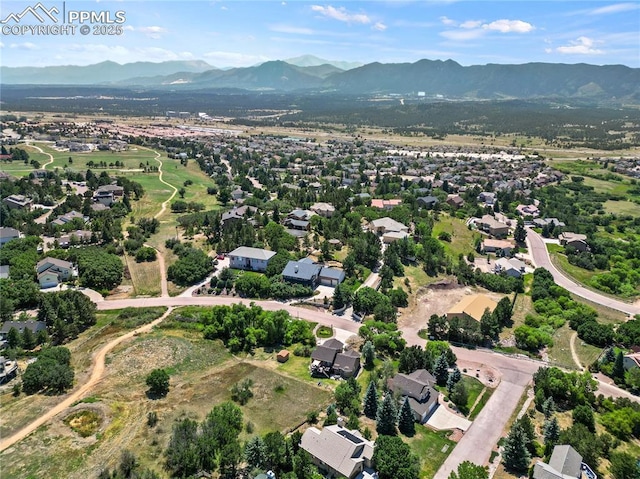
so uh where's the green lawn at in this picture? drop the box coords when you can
[469,386,494,421]
[459,375,485,416]
[603,199,640,216]
[547,324,582,370]
[582,176,631,196]
[432,214,479,259]
[405,426,456,478]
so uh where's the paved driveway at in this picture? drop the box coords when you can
[427,405,472,431]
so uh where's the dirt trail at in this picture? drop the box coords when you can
[0,307,174,452]
[27,141,55,168]
[569,331,585,371]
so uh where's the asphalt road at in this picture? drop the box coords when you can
[527,229,640,316]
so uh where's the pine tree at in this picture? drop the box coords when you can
[363,381,379,419]
[502,423,531,472]
[324,404,338,426]
[434,354,449,386]
[542,396,556,419]
[514,218,527,244]
[543,416,560,450]
[376,393,397,435]
[398,397,415,436]
[447,367,462,395]
[362,341,375,370]
[613,351,625,382]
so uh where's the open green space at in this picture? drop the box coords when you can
[547,324,583,370]
[405,426,456,479]
[459,375,487,416]
[432,214,479,259]
[603,199,640,216]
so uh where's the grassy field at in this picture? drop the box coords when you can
[432,214,479,259]
[603,199,640,216]
[405,426,456,479]
[0,326,333,479]
[582,176,631,196]
[123,255,162,297]
[459,375,486,416]
[547,324,582,370]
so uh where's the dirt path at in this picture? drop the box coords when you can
[569,331,585,371]
[0,307,174,453]
[149,150,178,220]
[27,141,55,168]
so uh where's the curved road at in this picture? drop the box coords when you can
[0,307,174,453]
[527,229,640,317]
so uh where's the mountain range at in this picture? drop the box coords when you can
[1,57,638,102]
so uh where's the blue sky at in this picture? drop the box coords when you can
[1,1,638,68]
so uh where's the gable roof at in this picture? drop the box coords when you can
[447,294,498,321]
[370,217,408,232]
[0,227,20,239]
[319,267,345,281]
[0,320,46,335]
[533,445,584,479]
[322,338,344,351]
[228,246,276,261]
[36,257,73,272]
[311,345,338,363]
[388,369,436,402]
[300,425,374,479]
[333,350,360,375]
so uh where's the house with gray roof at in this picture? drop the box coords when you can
[417,196,439,209]
[228,246,276,272]
[387,369,439,423]
[368,217,409,236]
[0,320,47,340]
[318,267,345,287]
[36,257,76,288]
[533,445,595,479]
[0,227,20,247]
[300,424,375,479]
[282,260,322,288]
[310,339,361,379]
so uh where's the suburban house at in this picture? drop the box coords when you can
[221,205,258,230]
[228,246,276,272]
[310,202,335,218]
[93,184,124,207]
[51,210,86,227]
[446,194,465,209]
[477,215,509,238]
[533,218,565,229]
[282,260,322,288]
[494,257,526,278]
[447,294,498,322]
[533,445,596,479]
[58,230,93,248]
[2,194,33,211]
[0,227,20,247]
[300,424,375,479]
[283,218,310,231]
[0,265,9,279]
[559,233,589,252]
[416,196,439,209]
[387,369,440,423]
[481,239,515,256]
[0,320,47,340]
[369,217,409,236]
[477,191,496,206]
[310,338,360,379]
[36,257,75,288]
[371,198,402,210]
[516,204,540,217]
[623,353,640,370]
[287,209,315,221]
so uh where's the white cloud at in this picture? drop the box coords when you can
[137,26,167,39]
[10,42,38,50]
[311,5,371,24]
[269,24,315,35]
[482,19,534,33]
[439,16,456,26]
[460,20,482,29]
[373,22,387,31]
[555,36,604,55]
[589,3,638,15]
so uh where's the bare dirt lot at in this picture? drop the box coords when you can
[399,283,506,333]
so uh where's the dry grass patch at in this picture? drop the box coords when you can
[64,410,102,437]
[125,256,161,297]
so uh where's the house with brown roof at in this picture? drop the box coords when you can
[559,233,589,252]
[300,424,375,479]
[2,194,33,211]
[310,338,360,379]
[446,194,465,209]
[387,369,440,423]
[477,215,509,238]
[481,239,515,255]
[447,294,498,322]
